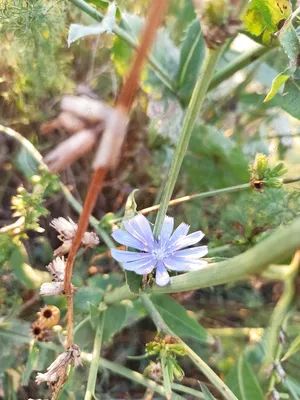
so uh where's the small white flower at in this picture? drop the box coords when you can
[40,282,64,296]
[46,257,66,281]
[82,231,100,247]
[35,344,81,385]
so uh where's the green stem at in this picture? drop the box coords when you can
[69,0,176,93]
[208,45,274,91]
[104,215,300,304]
[84,305,106,400]
[140,293,237,400]
[81,353,186,400]
[153,47,224,237]
[161,349,172,400]
[264,252,299,366]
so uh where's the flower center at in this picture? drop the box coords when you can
[152,247,166,261]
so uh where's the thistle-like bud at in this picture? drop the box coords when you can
[193,0,242,48]
[250,154,287,191]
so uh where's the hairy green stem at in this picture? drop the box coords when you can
[68,0,176,93]
[84,305,106,400]
[104,215,300,304]
[140,293,237,400]
[153,47,224,237]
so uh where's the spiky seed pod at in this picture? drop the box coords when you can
[38,305,61,328]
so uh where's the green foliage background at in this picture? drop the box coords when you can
[1,0,300,399]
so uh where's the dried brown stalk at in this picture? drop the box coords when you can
[50,0,169,398]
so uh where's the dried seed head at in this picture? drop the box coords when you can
[50,217,77,241]
[38,305,61,328]
[53,240,73,257]
[31,321,49,341]
[50,217,99,255]
[46,257,66,282]
[82,232,100,248]
[40,282,64,297]
[35,344,81,385]
[148,361,162,382]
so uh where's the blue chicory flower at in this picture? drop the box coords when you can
[110,214,208,287]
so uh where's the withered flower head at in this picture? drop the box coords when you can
[38,305,61,328]
[50,217,99,256]
[35,344,81,385]
[82,231,100,248]
[50,217,77,241]
[40,282,64,297]
[46,257,66,282]
[31,321,48,342]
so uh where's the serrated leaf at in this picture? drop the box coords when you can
[151,294,213,344]
[243,0,292,44]
[73,287,104,313]
[279,18,300,70]
[102,304,127,343]
[177,19,206,104]
[200,383,215,400]
[67,2,116,47]
[282,333,300,361]
[281,77,300,119]
[264,72,290,102]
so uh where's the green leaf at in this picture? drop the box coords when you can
[227,356,265,399]
[102,303,127,343]
[151,294,213,344]
[15,146,38,178]
[243,0,292,44]
[21,344,39,385]
[73,286,104,313]
[89,302,101,329]
[264,72,290,102]
[177,19,206,104]
[88,273,123,291]
[67,2,117,47]
[279,18,300,70]
[200,383,215,400]
[282,333,300,361]
[122,189,139,225]
[281,77,300,119]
